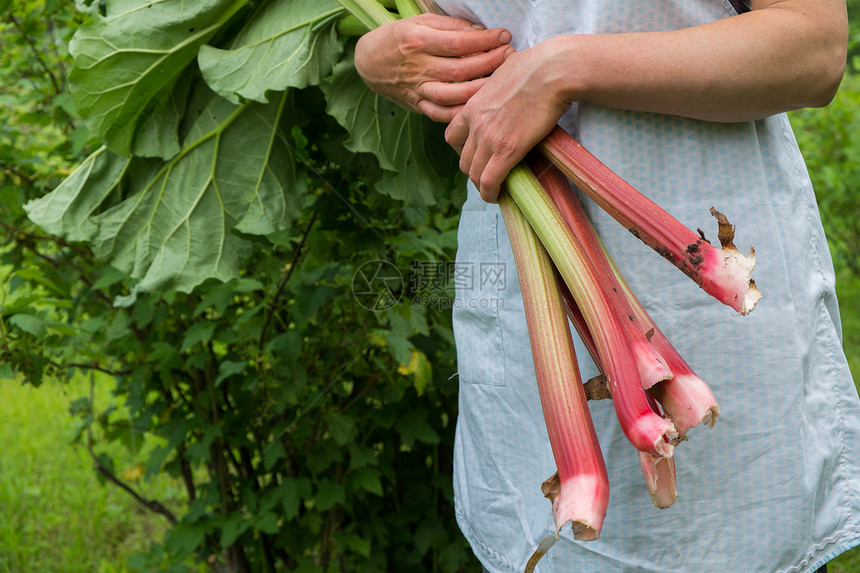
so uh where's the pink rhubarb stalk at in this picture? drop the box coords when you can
[539,127,761,315]
[554,233,680,509]
[498,192,610,541]
[505,163,678,457]
[529,154,673,389]
[560,265,679,508]
[604,250,720,438]
[649,371,719,439]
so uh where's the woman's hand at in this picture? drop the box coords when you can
[445,38,573,203]
[354,14,514,123]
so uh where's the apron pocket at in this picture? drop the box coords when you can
[452,210,506,387]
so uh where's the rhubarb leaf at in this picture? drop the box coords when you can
[132,72,195,159]
[321,45,454,206]
[68,0,248,156]
[26,86,305,303]
[198,0,345,104]
[24,146,130,242]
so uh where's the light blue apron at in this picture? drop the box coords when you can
[434,1,860,571]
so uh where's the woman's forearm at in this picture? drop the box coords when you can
[553,0,848,122]
[445,0,848,201]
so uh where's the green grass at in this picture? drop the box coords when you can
[0,376,186,573]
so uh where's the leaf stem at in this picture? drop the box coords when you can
[84,373,178,525]
[335,0,397,29]
[8,13,61,95]
[258,210,318,350]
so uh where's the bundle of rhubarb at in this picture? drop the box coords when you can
[504,147,758,568]
[333,0,761,561]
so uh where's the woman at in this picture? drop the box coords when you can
[355,1,860,571]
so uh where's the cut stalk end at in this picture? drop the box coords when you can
[639,452,678,509]
[632,339,673,389]
[650,372,720,439]
[583,374,612,401]
[541,471,608,541]
[696,208,761,315]
[621,412,677,457]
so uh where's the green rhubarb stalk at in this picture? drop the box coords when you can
[337,13,371,36]
[505,163,678,457]
[529,154,673,389]
[539,127,761,315]
[498,192,610,541]
[394,0,423,18]
[335,0,397,29]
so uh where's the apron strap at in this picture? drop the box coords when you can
[729,0,751,14]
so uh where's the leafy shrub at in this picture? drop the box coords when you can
[1,1,477,571]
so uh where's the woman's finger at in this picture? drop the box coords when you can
[417,77,489,106]
[445,113,469,153]
[425,44,515,83]
[416,100,464,123]
[476,153,511,203]
[410,13,485,32]
[422,25,512,58]
[412,13,512,54]
[465,142,495,199]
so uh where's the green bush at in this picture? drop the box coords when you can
[1,1,476,570]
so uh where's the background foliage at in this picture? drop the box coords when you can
[1,0,473,571]
[0,1,858,572]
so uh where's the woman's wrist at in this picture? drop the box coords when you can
[538,34,595,109]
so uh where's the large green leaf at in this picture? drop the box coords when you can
[68,0,249,156]
[24,146,130,242]
[132,71,195,158]
[26,86,305,303]
[198,0,345,104]
[321,45,456,206]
